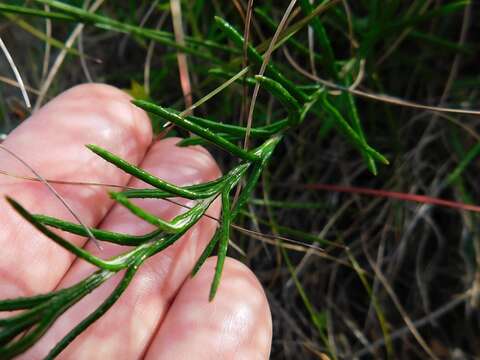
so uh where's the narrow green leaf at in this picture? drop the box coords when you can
[342,77,378,175]
[447,141,480,185]
[132,100,259,162]
[191,230,220,277]
[86,144,203,199]
[214,16,309,103]
[209,192,231,301]
[232,136,282,219]
[110,192,215,233]
[181,112,276,137]
[254,75,301,126]
[5,197,120,271]
[45,266,138,359]
[321,94,389,165]
[120,178,224,199]
[34,215,162,245]
[0,269,111,359]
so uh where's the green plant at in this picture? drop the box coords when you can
[0,3,388,356]
[1,0,477,359]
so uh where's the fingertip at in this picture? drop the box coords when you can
[57,83,153,153]
[145,257,272,360]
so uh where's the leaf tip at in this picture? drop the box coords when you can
[85,144,97,152]
[4,195,17,208]
[130,98,144,108]
[208,284,218,302]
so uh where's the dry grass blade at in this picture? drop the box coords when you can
[0,75,39,95]
[170,0,193,113]
[285,199,353,289]
[353,292,470,357]
[0,37,31,108]
[179,67,249,117]
[241,0,254,126]
[286,53,480,116]
[233,225,353,268]
[243,0,298,151]
[0,167,329,256]
[34,0,105,111]
[0,144,100,249]
[375,0,433,67]
[0,169,130,189]
[41,4,52,80]
[144,12,169,96]
[78,18,92,83]
[362,239,439,360]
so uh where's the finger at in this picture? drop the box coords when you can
[145,257,272,360]
[0,83,152,299]
[22,137,222,359]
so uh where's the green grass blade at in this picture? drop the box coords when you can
[281,246,330,347]
[30,0,221,61]
[447,141,480,185]
[0,4,73,21]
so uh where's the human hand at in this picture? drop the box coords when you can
[0,84,272,359]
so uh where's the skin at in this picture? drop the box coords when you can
[0,84,272,359]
